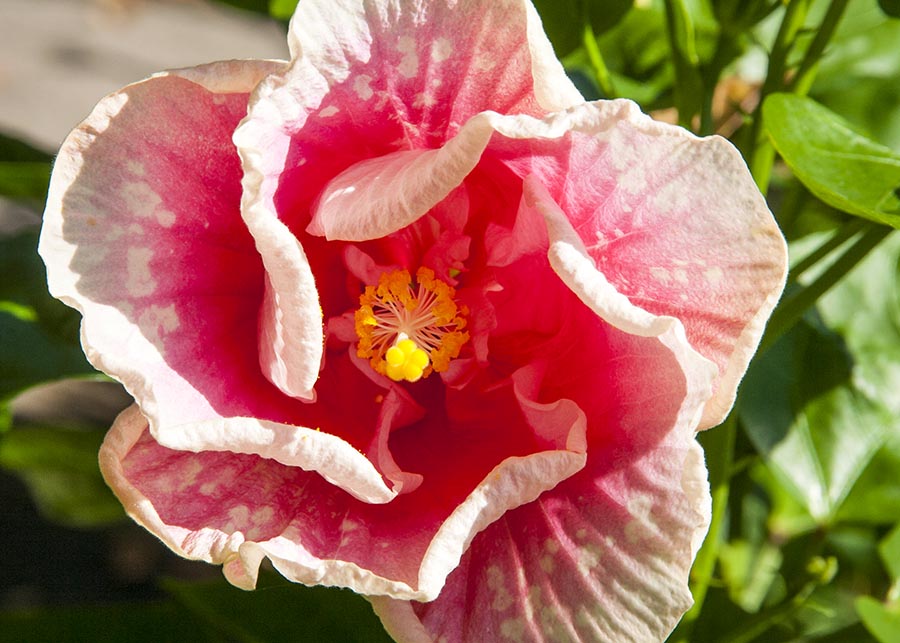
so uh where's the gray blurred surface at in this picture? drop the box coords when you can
[0,0,288,149]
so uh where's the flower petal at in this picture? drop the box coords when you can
[483,100,787,427]
[39,59,284,432]
[100,386,588,599]
[371,437,711,643]
[308,117,496,240]
[39,61,403,503]
[287,0,581,119]
[235,0,581,242]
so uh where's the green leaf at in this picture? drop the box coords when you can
[764,93,900,228]
[878,0,900,18]
[840,438,900,524]
[0,231,94,401]
[0,161,50,200]
[816,234,900,414]
[719,539,784,613]
[0,602,216,643]
[812,4,900,150]
[0,132,53,163]
[810,234,900,524]
[0,426,123,527]
[163,573,394,643]
[751,462,818,539]
[268,0,298,20]
[741,319,890,524]
[857,596,900,643]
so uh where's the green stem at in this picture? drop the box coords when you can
[790,218,866,280]
[698,30,734,136]
[745,0,811,192]
[788,0,851,97]
[668,413,737,643]
[760,224,892,353]
[713,576,820,643]
[663,0,701,129]
[582,22,615,98]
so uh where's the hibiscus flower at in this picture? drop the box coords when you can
[39,0,787,641]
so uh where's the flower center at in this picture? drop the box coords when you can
[354,267,469,382]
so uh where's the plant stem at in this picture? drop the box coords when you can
[760,223,892,353]
[713,576,821,643]
[663,0,701,129]
[668,413,737,643]
[790,218,866,280]
[789,0,851,97]
[745,0,811,192]
[582,22,615,98]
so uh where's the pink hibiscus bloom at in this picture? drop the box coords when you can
[39,1,787,641]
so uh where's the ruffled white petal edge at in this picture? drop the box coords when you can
[235,87,324,403]
[157,413,399,504]
[369,439,712,643]
[522,0,584,111]
[102,399,587,599]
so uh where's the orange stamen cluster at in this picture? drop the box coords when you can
[354,267,469,382]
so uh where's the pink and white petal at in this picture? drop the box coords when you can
[153,349,414,503]
[248,210,323,402]
[234,0,582,253]
[308,115,496,240]
[481,189,716,450]
[288,0,581,124]
[39,60,290,431]
[529,178,717,433]
[99,405,405,591]
[483,101,787,428]
[39,64,406,504]
[102,395,587,599]
[372,439,711,643]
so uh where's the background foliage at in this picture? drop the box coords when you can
[3,0,900,641]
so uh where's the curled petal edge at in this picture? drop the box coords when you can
[101,398,587,599]
[307,104,645,243]
[236,87,323,402]
[526,174,720,425]
[369,438,713,643]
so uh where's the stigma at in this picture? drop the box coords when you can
[354,267,469,382]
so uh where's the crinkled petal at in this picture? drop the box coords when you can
[38,60,401,503]
[39,59,283,431]
[287,0,581,121]
[101,395,588,599]
[308,117,496,240]
[251,222,323,402]
[372,440,710,643]
[486,100,787,427]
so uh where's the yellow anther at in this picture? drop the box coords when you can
[385,345,406,367]
[354,267,469,382]
[382,337,430,382]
